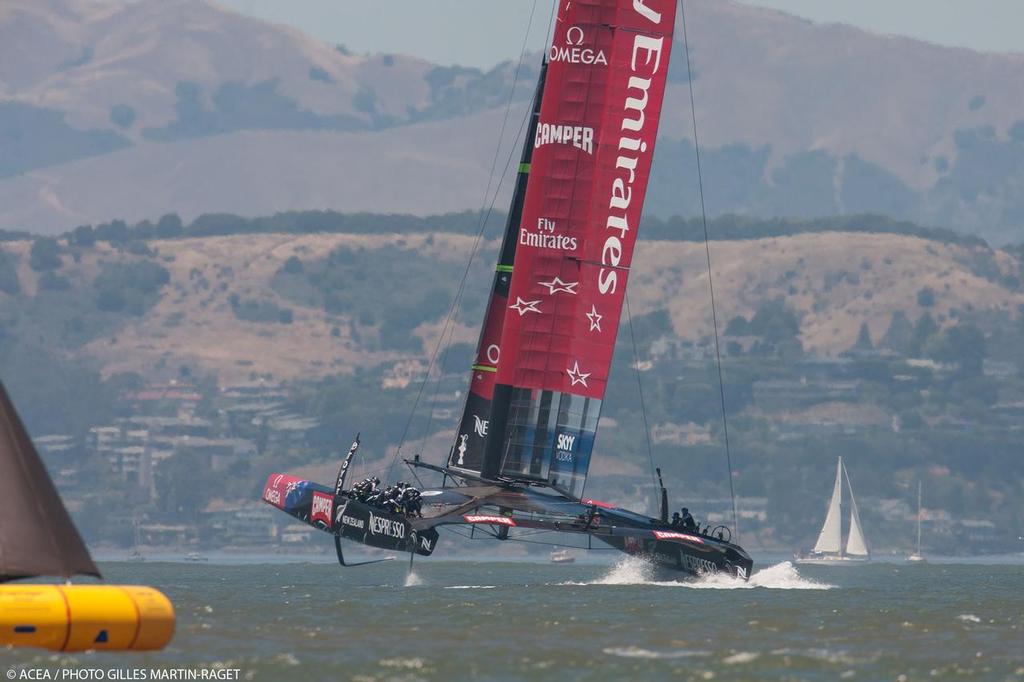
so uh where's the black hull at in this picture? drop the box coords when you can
[600,535,753,580]
[332,498,439,556]
[262,473,438,556]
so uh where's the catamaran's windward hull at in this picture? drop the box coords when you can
[262,473,439,556]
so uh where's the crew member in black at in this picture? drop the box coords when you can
[670,512,682,528]
[680,507,697,532]
[352,476,379,502]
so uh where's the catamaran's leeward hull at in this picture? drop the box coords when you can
[599,535,754,581]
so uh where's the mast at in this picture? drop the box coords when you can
[844,460,869,557]
[813,456,843,555]
[447,62,549,475]
[480,0,679,496]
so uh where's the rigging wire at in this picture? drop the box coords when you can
[413,0,545,459]
[625,293,660,516]
[411,0,557,464]
[387,0,542,481]
[678,0,740,540]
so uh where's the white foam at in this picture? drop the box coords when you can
[590,556,656,584]
[723,652,760,664]
[444,585,497,590]
[692,561,834,590]
[602,646,710,660]
[568,559,833,590]
[404,571,423,587]
[957,614,981,623]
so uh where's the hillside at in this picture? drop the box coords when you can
[3,0,1024,241]
[1,224,1020,384]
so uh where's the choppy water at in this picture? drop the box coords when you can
[3,556,1023,680]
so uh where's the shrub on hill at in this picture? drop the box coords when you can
[228,294,293,324]
[29,237,62,271]
[94,260,170,315]
[0,250,20,295]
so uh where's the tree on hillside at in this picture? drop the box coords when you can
[155,214,184,239]
[917,287,936,307]
[925,322,987,374]
[852,322,873,351]
[880,311,913,355]
[69,225,96,248]
[725,315,750,336]
[0,249,20,295]
[94,261,170,315]
[910,313,939,356]
[29,237,62,271]
[95,220,130,244]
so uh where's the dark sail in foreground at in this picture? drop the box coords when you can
[263,0,754,581]
[0,382,100,582]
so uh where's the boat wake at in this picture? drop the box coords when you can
[691,561,833,590]
[404,571,424,587]
[567,558,832,590]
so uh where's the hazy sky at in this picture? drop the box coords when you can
[219,0,1024,68]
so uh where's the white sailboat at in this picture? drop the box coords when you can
[796,456,870,564]
[907,480,926,563]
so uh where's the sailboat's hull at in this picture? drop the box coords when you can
[794,554,869,565]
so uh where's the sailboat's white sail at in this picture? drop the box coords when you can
[844,462,869,557]
[916,481,923,555]
[813,457,844,554]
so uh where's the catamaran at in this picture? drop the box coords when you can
[262,0,753,580]
[797,456,870,564]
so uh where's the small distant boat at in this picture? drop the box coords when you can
[550,549,575,564]
[906,480,926,563]
[796,456,870,564]
[127,520,145,562]
[184,552,208,563]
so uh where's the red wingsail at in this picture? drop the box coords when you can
[480,0,676,496]
[499,0,675,398]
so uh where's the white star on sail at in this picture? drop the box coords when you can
[509,297,542,316]
[586,304,602,332]
[566,361,590,387]
[538,276,578,295]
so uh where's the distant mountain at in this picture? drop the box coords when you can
[3,0,1024,243]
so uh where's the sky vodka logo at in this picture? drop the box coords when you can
[548,25,608,65]
[556,433,577,451]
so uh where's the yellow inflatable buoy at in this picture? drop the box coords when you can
[0,584,175,651]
